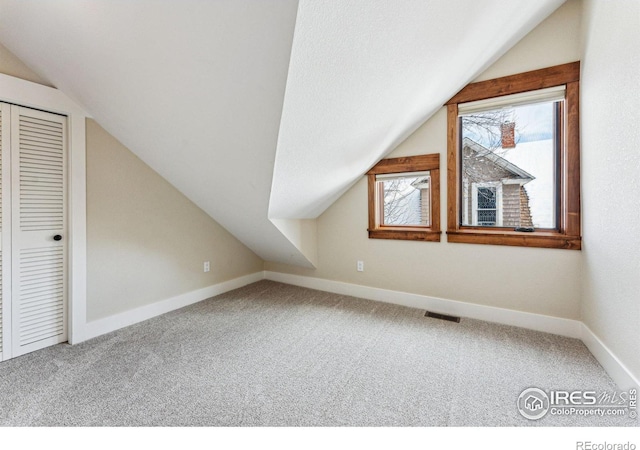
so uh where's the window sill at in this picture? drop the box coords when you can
[369,228,441,242]
[446,229,581,250]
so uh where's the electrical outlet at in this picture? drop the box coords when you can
[204,261,210,273]
[357,260,364,272]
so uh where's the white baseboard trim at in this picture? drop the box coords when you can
[581,323,639,390]
[79,268,638,392]
[265,271,640,391]
[264,271,582,339]
[83,271,263,342]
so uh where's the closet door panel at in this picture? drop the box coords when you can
[11,106,67,357]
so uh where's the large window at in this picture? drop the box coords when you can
[367,154,440,241]
[446,62,581,250]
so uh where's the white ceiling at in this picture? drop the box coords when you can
[271,0,566,219]
[0,0,564,267]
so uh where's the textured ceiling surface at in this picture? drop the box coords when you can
[271,0,565,219]
[0,0,564,266]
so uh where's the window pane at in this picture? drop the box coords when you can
[460,100,558,229]
[478,209,497,226]
[477,187,497,226]
[378,172,430,226]
[477,187,496,209]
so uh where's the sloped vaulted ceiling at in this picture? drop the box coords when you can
[0,0,565,267]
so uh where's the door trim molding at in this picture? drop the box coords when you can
[0,102,10,360]
[0,73,89,346]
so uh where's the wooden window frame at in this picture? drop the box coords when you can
[445,62,581,250]
[367,153,440,241]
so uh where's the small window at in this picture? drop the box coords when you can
[367,154,440,241]
[446,62,581,250]
[379,171,431,226]
[474,185,499,226]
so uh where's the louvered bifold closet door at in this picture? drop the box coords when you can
[11,105,67,357]
[0,103,11,361]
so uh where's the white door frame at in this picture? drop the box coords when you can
[0,73,88,345]
[0,102,11,360]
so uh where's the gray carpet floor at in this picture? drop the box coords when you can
[0,280,635,426]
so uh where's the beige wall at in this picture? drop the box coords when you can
[86,120,263,321]
[266,0,584,319]
[0,41,52,87]
[0,44,264,322]
[580,0,639,383]
[475,0,582,82]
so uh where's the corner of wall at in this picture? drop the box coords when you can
[578,0,640,388]
[0,41,53,87]
[269,218,318,268]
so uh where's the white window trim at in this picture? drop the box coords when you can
[462,179,469,225]
[0,73,88,345]
[471,181,503,226]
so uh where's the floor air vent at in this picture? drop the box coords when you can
[425,311,461,323]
